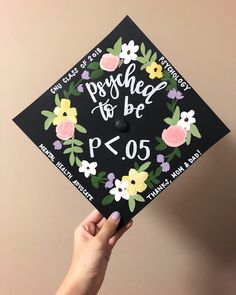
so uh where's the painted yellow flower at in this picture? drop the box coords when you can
[146,62,163,79]
[122,168,148,196]
[53,99,77,125]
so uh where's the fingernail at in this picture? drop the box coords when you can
[111,211,121,221]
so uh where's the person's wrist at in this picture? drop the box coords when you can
[56,269,90,295]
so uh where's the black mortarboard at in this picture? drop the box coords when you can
[13,16,230,228]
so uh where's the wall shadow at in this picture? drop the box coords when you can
[149,135,236,266]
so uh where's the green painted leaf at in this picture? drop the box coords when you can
[63,139,74,145]
[146,171,160,188]
[171,100,177,113]
[102,194,114,205]
[174,148,181,158]
[41,110,55,118]
[107,48,115,54]
[169,77,177,89]
[163,70,170,80]
[113,37,122,55]
[154,166,162,177]
[76,157,82,167]
[166,102,172,113]
[72,146,83,153]
[87,62,100,70]
[152,178,160,185]
[75,124,87,133]
[146,49,152,60]
[164,117,173,125]
[166,84,174,91]
[190,124,201,138]
[133,194,145,202]
[134,162,139,170]
[98,171,106,179]
[166,77,177,91]
[91,175,99,189]
[172,106,180,124]
[69,81,75,91]
[146,181,154,189]
[90,69,104,80]
[138,161,151,172]
[63,147,73,154]
[119,59,124,67]
[155,138,167,151]
[128,196,136,212]
[140,63,148,70]
[146,169,161,187]
[186,131,191,145]
[74,139,84,146]
[71,88,80,96]
[140,42,146,56]
[150,52,157,63]
[155,137,163,143]
[55,93,61,107]
[63,90,68,98]
[44,116,55,130]
[137,56,146,63]
[148,171,154,178]
[69,152,75,166]
[155,142,167,151]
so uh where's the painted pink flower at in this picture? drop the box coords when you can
[162,125,187,147]
[100,53,119,72]
[56,119,75,140]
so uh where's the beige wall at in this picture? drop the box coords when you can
[1,0,236,294]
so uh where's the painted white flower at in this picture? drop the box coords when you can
[109,179,130,202]
[79,160,97,178]
[177,110,196,131]
[119,40,139,64]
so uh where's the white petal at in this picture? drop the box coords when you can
[90,168,96,176]
[125,55,132,64]
[177,119,190,131]
[130,53,137,61]
[84,170,90,178]
[121,180,129,189]
[81,160,89,167]
[180,111,188,119]
[121,43,128,51]
[109,187,117,195]
[128,40,134,47]
[79,166,85,173]
[188,110,195,117]
[177,119,185,127]
[90,162,97,169]
[119,52,126,59]
[189,118,196,124]
[114,179,121,187]
[185,123,191,131]
[133,45,139,52]
[122,190,130,200]
[114,193,121,202]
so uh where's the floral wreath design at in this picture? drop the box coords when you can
[41,37,202,213]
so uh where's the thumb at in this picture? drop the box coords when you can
[96,211,121,242]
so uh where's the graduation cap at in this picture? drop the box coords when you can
[13,16,230,228]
